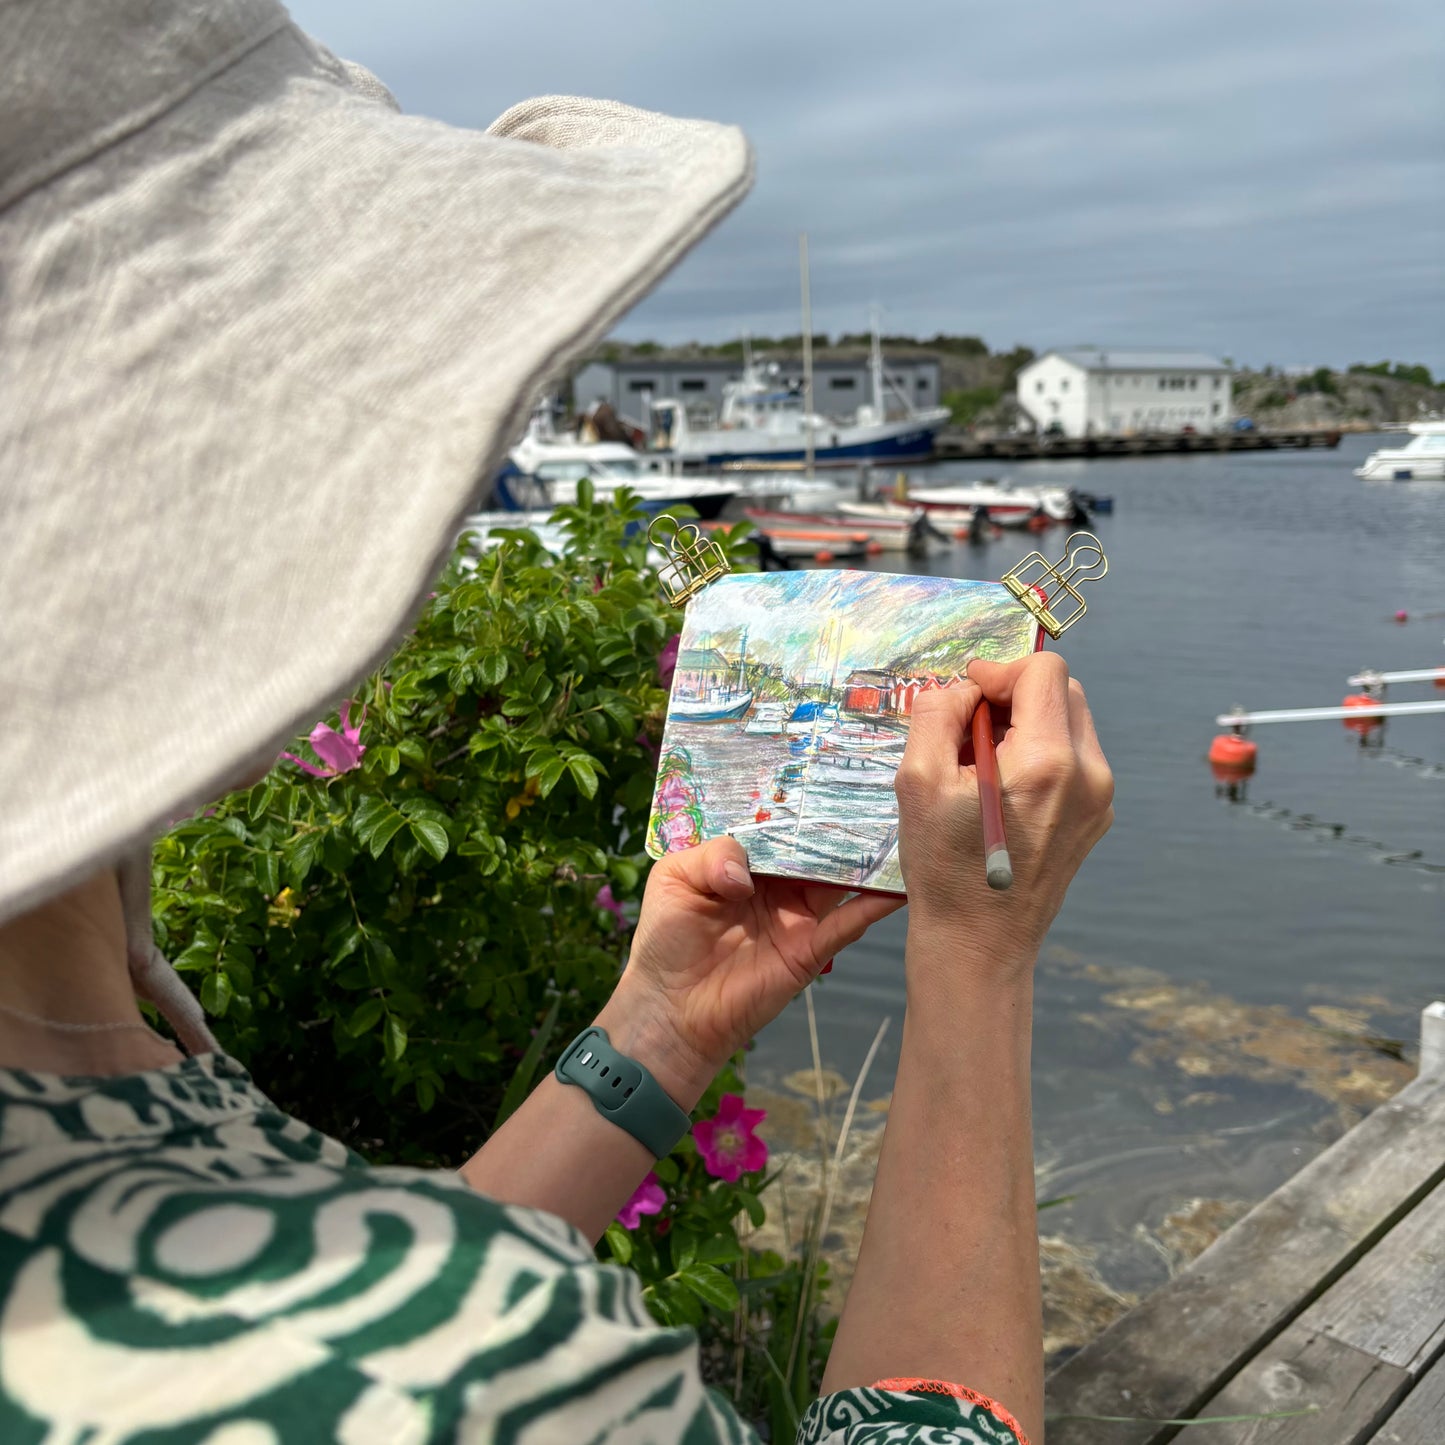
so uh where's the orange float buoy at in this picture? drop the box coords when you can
[815,549,834,563]
[1341,693,1384,733]
[1208,734,1258,775]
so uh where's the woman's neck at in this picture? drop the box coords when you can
[0,870,184,1075]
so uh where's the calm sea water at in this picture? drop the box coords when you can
[752,432,1444,1302]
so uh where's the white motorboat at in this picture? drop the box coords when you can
[744,504,927,553]
[743,701,790,735]
[1355,422,1445,481]
[495,426,742,518]
[647,324,949,468]
[904,479,1087,527]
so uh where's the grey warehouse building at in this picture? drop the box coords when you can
[572,351,943,419]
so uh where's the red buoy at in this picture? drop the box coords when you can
[1208,734,1258,775]
[1341,693,1384,733]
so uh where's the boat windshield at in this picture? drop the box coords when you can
[534,457,646,482]
[1402,431,1445,455]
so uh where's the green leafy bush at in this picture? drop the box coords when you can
[151,491,828,1422]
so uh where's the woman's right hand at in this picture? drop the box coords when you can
[894,653,1113,980]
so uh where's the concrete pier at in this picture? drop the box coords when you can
[932,428,1342,463]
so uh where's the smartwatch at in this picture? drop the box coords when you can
[554,1026,691,1159]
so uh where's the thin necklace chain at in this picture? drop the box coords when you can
[0,996,162,1036]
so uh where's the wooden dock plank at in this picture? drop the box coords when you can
[1044,1070,1445,1445]
[1367,1352,1445,1445]
[1192,1184,1445,1440]
[1193,1331,1409,1444]
[1311,1181,1445,1372]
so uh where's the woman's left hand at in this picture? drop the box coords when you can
[596,838,902,1109]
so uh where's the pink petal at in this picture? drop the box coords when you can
[739,1105,767,1133]
[616,1172,666,1229]
[280,750,335,779]
[309,721,365,774]
[715,1094,746,1125]
[738,1134,768,1174]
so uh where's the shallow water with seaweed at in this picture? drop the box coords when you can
[747,434,1443,1361]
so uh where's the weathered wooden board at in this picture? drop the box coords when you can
[1193,1330,1408,1444]
[1368,1352,1445,1445]
[1312,1181,1445,1373]
[1045,1070,1445,1445]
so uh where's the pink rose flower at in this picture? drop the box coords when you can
[693,1094,767,1182]
[282,702,366,779]
[616,1172,667,1230]
[595,884,628,928]
[657,634,680,690]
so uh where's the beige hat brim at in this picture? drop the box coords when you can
[0,21,751,924]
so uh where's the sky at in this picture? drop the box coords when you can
[290,0,1445,372]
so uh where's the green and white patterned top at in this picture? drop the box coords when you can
[0,1053,1026,1444]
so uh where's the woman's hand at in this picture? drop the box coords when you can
[598,842,903,1109]
[895,652,1113,979]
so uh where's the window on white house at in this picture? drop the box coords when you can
[1189,378,1198,390]
[1061,379,1070,391]
[830,376,857,390]
[679,378,707,392]
[627,380,657,393]
[1036,381,1045,394]
[1214,377,1222,389]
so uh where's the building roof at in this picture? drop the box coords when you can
[1043,348,1230,373]
[581,350,940,372]
[678,647,729,669]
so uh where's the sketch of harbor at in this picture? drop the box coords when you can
[646,570,1038,892]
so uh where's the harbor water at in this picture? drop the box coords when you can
[748,432,1444,1355]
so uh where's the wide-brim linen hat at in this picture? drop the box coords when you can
[0,0,753,927]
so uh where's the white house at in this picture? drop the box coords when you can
[1016,349,1232,438]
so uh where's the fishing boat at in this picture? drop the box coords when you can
[743,505,927,554]
[671,634,754,721]
[647,324,949,468]
[821,723,908,753]
[1355,422,1445,481]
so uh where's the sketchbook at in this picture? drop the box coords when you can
[644,567,1047,894]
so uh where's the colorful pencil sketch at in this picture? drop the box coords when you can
[645,570,1040,893]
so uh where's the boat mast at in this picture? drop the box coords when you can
[800,232,815,480]
[869,304,886,422]
[737,625,749,692]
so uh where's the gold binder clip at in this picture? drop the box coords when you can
[1002,531,1109,638]
[648,514,731,607]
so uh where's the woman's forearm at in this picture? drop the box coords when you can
[823,928,1043,1443]
[459,985,717,1243]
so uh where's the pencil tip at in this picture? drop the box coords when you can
[986,850,1014,891]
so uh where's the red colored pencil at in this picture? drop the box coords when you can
[971,698,1013,890]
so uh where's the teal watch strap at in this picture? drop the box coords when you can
[554,1026,691,1159]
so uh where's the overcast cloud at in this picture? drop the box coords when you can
[290,0,1444,371]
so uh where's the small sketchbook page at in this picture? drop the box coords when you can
[645,569,1041,894]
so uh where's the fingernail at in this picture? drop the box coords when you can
[820,958,834,975]
[724,861,753,890]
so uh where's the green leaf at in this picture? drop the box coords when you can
[652,1156,679,1185]
[383,1014,409,1064]
[200,970,234,1018]
[281,830,325,887]
[737,1189,766,1229]
[603,1223,634,1266]
[671,1229,698,1271]
[491,993,563,1130]
[695,1235,744,1267]
[409,818,449,862]
[678,1265,739,1313]
[535,755,568,798]
[348,998,384,1036]
[478,653,509,686]
[567,757,599,800]
[253,853,280,897]
[373,746,401,776]
[353,797,406,859]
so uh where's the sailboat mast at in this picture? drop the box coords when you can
[869,304,885,422]
[800,233,815,480]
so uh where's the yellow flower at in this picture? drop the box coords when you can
[266,886,301,928]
